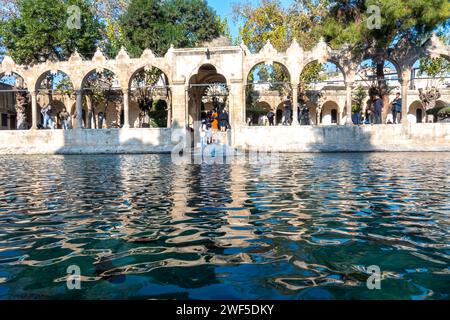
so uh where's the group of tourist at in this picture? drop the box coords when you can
[360,93,402,125]
[199,106,230,147]
[254,92,404,126]
[40,105,70,130]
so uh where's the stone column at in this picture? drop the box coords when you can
[76,90,83,129]
[31,91,38,129]
[292,84,299,125]
[229,81,245,129]
[122,89,130,128]
[400,78,409,125]
[171,83,188,129]
[345,82,353,125]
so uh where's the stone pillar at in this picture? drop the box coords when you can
[31,91,38,129]
[122,89,130,128]
[345,82,353,125]
[171,83,188,129]
[76,90,83,129]
[229,81,245,129]
[400,79,409,125]
[292,84,299,125]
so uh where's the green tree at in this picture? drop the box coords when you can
[234,0,327,95]
[352,85,367,114]
[120,0,224,57]
[0,0,102,64]
[321,0,450,100]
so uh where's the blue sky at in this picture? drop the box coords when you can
[207,0,293,41]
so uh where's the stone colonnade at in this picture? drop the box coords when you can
[1,34,449,131]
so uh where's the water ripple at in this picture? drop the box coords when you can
[0,153,449,300]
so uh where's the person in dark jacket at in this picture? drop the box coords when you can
[373,95,384,124]
[391,93,402,124]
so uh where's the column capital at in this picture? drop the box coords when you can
[121,88,130,95]
[344,81,354,87]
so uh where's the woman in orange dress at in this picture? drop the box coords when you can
[211,111,219,131]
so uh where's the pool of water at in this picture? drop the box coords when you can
[0,153,449,300]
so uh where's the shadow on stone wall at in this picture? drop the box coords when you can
[55,121,186,155]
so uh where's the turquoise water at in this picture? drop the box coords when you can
[0,153,449,300]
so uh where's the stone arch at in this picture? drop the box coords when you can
[187,64,229,128]
[360,55,403,79]
[81,67,119,89]
[301,59,346,83]
[408,100,425,124]
[357,58,401,80]
[33,69,74,92]
[0,71,29,89]
[245,60,291,85]
[127,65,171,90]
[188,62,230,86]
[79,68,120,129]
[0,72,31,130]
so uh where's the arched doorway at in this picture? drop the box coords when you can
[321,101,339,125]
[246,62,291,126]
[408,101,425,124]
[81,69,120,129]
[35,70,73,129]
[0,72,30,130]
[188,64,229,129]
[129,66,171,128]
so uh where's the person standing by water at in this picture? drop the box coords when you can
[211,109,219,132]
[283,99,292,126]
[41,104,55,129]
[59,107,70,130]
[218,108,230,132]
[267,110,275,126]
[391,92,402,124]
[373,95,384,124]
[199,119,207,149]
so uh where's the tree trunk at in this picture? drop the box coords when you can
[15,90,29,130]
[116,101,123,127]
[376,60,389,123]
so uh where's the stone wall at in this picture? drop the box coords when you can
[233,123,450,152]
[0,128,173,154]
[0,124,449,155]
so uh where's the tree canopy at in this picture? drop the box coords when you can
[0,0,102,64]
[120,0,225,57]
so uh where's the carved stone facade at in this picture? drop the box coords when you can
[0,36,449,132]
